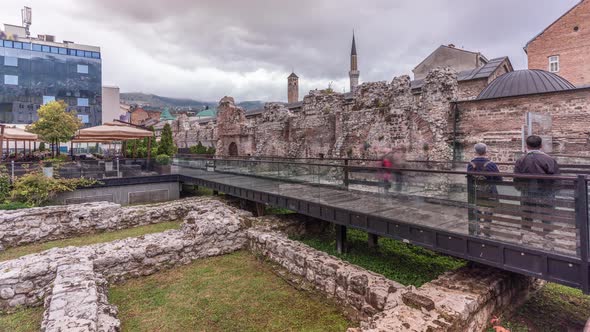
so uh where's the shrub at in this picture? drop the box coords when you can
[38,142,46,152]
[189,142,208,154]
[10,172,97,206]
[156,154,171,165]
[206,146,216,155]
[157,123,177,157]
[0,165,10,202]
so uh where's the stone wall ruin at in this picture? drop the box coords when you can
[0,199,540,331]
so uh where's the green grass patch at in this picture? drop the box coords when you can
[0,202,32,211]
[293,228,465,287]
[264,206,296,215]
[109,251,352,332]
[0,306,44,332]
[494,283,590,332]
[0,221,182,262]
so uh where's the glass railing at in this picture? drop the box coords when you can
[171,157,588,260]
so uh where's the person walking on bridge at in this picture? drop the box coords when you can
[467,143,501,236]
[514,135,560,233]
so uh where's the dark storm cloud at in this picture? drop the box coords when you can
[0,0,581,101]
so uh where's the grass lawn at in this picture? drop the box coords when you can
[0,221,182,262]
[0,307,44,332]
[489,283,590,332]
[109,251,352,332]
[293,228,466,287]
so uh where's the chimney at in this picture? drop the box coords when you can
[448,43,456,48]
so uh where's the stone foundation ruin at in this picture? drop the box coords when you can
[0,198,539,331]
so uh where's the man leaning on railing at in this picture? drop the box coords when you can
[514,135,560,233]
[467,143,502,236]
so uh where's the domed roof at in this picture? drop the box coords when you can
[477,70,575,100]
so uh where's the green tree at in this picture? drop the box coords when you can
[157,123,176,157]
[27,101,82,157]
[38,142,46,152]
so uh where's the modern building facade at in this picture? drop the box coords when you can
[525,0,590,87]
[102,86,121,124]
[0,23,102,126]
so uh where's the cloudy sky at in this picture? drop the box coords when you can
[0,0,581,102]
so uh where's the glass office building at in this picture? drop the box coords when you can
[0,29,102,127]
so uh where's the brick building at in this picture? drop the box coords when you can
[525,0,590,87]
[129,107,161,126]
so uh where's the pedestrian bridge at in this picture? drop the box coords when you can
[172,156,590,293]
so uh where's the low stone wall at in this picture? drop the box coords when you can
[248,229,405,321]
[0,199,249,311]
[41,259,119,332]
[247,229,538,332]
[0,197,214,251]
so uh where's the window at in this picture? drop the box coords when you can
[4,75,18,85]
[32,44,42,52]
[4,56,18,67]
[58,48,67,55]
[84,51,92,58]
[4,40,13,48]
[77,98,89,107]
[549,56,560,73]
[77,64,89,74]
[42,45,50,52]
[43,96,55,105]
[13,42,22,49]
[76,50,85,57]
[77,114,89,123]
[50,47,59,54]
[21,43,30,50]
[91,52,100,59]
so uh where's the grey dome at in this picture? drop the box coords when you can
[477,70,575,100]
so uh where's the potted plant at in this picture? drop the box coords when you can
[155,154,172,174]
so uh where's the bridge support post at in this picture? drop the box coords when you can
[254,203,266,217]
[575,175,589,293]
[336,225,347,254]
[368,233,379,249]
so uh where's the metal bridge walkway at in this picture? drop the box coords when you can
[173,160,587,293]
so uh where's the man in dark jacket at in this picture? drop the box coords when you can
[514,135,560,232]
[467,143,501,236]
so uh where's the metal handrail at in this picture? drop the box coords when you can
[185,157,580,181]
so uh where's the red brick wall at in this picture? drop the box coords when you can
[455,88,590,163]
[527,0,590,86]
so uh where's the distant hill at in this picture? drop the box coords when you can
[120,93,265,111]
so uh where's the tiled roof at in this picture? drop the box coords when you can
[411,57,511,90]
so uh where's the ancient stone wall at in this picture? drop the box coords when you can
[41,259,120,332]
[0,198,211,251]
[248,229,403,321]
[0,198,249,311]
[202,68,459,161]
[456,88,590,163]
[248,229,538,332]
[172,114,217,149]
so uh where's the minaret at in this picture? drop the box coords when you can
[288,72,299,103]
[349,32,360,92]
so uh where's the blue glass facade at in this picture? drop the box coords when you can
[0,40,102,127]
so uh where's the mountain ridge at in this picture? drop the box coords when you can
[120,92,265,111]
